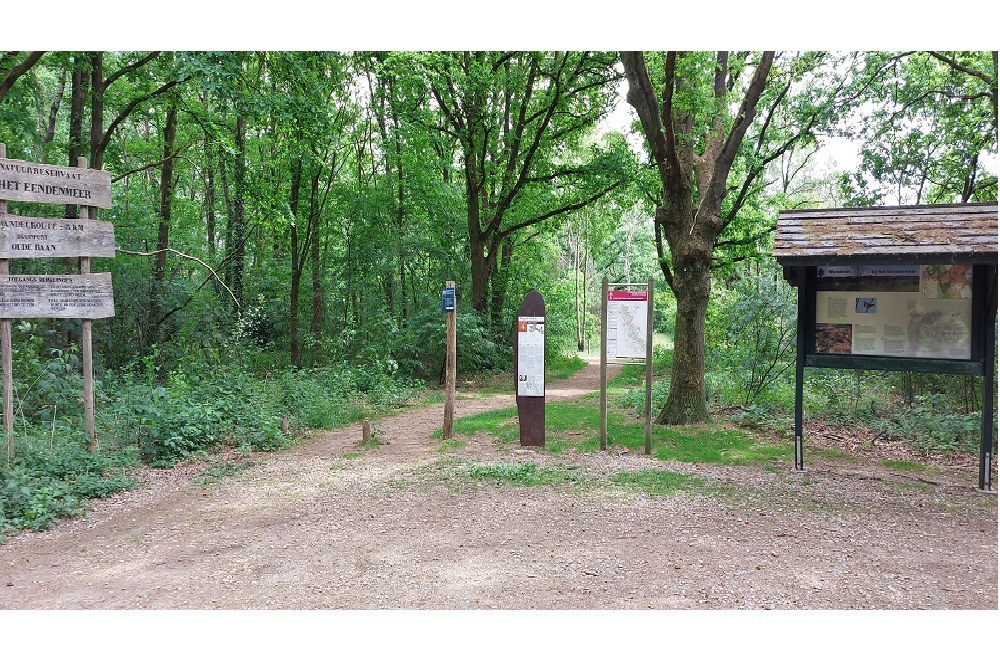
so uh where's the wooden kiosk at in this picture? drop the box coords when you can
[773,203,998,490]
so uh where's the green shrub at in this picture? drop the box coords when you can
[876,394,987,454]
[707,274,796,407]
[0,432,136,537]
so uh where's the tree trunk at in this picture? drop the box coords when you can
[289,159,303,366]
[228,114,246,310]
[149,104,177,346]
[659,247,712,424]
[309,171,323,359]
[89,52,104,171]
[204,136,216,258]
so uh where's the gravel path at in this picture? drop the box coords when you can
[0,360,995,610]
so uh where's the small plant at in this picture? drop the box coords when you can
[882,460,929,473]
[611,469,708,496]
[437,438,468,453]
[464,462,584,487]
[194,460,257,487]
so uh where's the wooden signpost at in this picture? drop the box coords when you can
[514,291,546,447]
[0,145,114,458]
[600,276,654,454]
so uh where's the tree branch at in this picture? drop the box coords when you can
[99,77,188,157]
[103,51,161,89]
[0,51,44,102]
[111,145,188,182]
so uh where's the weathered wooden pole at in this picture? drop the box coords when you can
[442,281,456,439]
[794,268,807,471]
[980,266,997,491]
[77,157,96,450]
[599,276,608,451]
[0,144,13,463]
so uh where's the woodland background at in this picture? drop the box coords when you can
[0,50,996,534]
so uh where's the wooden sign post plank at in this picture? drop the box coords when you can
[0,144,12,462]
[515,290,546,447]
[442,281,457,440]
[0,156,112,209]
[644,275,654,455]
[600,277,653,454]
[0,214,116,258]
[0,273,115,319]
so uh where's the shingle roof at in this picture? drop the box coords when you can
[773,203,998,266]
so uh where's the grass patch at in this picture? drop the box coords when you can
[611,469,709,496]
[445,398,787,466]
[465,462,586,487]
[546,353,587,381]
[194,460,256,487]
[651,426,786,465]
[434,406,519,444]
[882,459,929,472]
[437,438,469,453]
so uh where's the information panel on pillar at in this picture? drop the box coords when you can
[814,264,973,360]
[606,290,648,360]
[516,316,545,397]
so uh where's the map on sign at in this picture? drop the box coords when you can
[516,316,545,396]
[815,264,973,360]
[607,290,648,359]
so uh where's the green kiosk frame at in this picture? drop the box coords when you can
[774,203,998,491]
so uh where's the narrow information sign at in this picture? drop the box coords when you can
[0,273,115,319]
[441,286,456,312]
[0,214,116,258]
[516,316,545,397]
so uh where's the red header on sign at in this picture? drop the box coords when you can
[608,290,647,301]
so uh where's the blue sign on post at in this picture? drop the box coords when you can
[442,286,456,312]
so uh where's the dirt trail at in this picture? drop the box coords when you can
[0,360,995,610]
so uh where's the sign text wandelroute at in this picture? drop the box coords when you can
[0,214,116,258]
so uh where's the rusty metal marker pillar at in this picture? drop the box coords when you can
[514,291,545,447]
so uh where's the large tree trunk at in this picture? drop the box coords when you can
[622,50,774,425]
[659,206,714,423]
[204,136,216,258]
[149,104,177,346]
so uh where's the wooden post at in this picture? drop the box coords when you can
[980,267,997,491]
[362,418,371,445]
[600,276,608,451]
[794,267,807,471]
[442,280,456,439]
[0,144,13,463]
[78,156,96,450]
[644,275,653,455]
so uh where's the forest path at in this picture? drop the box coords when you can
[0,359,995,610]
